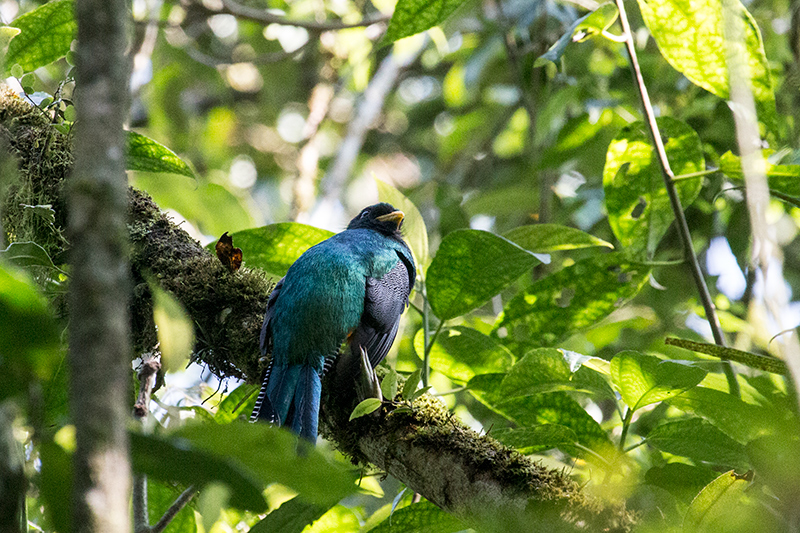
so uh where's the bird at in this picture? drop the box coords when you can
[250,202,416,443]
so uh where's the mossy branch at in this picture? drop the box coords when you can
[0,86,633,532]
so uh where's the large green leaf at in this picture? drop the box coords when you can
[127,131,195,178]
[383,0,467,43]
[719,151,800,198]
[129,432,267,512]
[221,223,333,278]
[0,264,61,402]
[497,348,614,400]
[369,501,464,533]
[4,0,75,76]
[426,229,539,320]
[667,386,778,443]
[683,470,752,532]
[377,179,429,271]
[647,418,749,469]
[39,440,72,532]
[249,496,330,533]
[214,383,258,424]
[413,326,514,383]
[610,351,706,411]
[470,374,614,457]
[603,118,704,258]
[495,252,650,351]
[637,0,776,132]
[502,224,613,253]
[491,424,579,454]
[645,463,719,504]
[175,422,357,505]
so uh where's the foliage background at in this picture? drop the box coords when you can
[1,0,800,531]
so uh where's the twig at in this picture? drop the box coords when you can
[150,486,197,533]
[133,349,162,419]
[219,0,390,31]
[614,0,739,397]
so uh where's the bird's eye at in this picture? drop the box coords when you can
[360,210,369,219]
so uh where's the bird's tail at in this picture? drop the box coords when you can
[250,362,322,443]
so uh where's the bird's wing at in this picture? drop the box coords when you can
[351,250,413,368]
[259,277,284,356]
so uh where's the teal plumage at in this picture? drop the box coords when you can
[251,203,416,442]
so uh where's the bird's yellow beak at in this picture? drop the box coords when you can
[376,210,404,229]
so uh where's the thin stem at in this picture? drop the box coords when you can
[219,0,390,31]
[423,319,446,389]
[614,0,739,397]
[624,439,647,453]
[133,474,148,533]
[150,487,197,533]
[618,407,634,451]
[422,285,431,388]
[671,168,719,182]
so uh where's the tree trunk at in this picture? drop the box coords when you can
[67,0,132,531]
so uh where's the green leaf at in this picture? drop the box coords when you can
[214,383,258,424]
[647,418,749,469]
[150,283,194,373]
[39,440,72,533]
[197,483,229,532]
[427,229,539,320]
[667,386,778,443]
[683,470,752,533]
[0,241,57,269]
[219,223,334,278]
[470,375,614,458]
[249,496,331,533]
[402,369,422,401]
[413,326,514,383]
[20,203,56,226]
[503,224,613,253]
[637,0,777,132]
[350,398,382,420]
[129,431,267,512]
[610,351,707,411]
[369,501,464,533]
[719,150,800,199]
[174,422,357,505]
[491,424,579,454]
[0,264,61,402]
[534,2,619,66]
[645,463,719,504]
[4,0,76,76]
[746,435,800,501]
[381,368,398,401]
[147,480,197,533]
[603,118,704,258]
[127,131,195,178]
[376,179,429,271]
[383,0,468,43]
[495,252,650,351]
[0,26,21,57]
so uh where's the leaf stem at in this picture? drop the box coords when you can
[422,312,445,388]
[614,0,739,397]
[618,407,634,451]
[671,168,719,182]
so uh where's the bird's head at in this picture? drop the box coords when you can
[347,202,405,238]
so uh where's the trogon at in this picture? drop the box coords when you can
[250,202,416,442]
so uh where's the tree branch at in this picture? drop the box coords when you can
[614,0,739,396]
[0,87,632,533]
[217,0,390,31]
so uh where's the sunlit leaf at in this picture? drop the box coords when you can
[174,422,357,505]
[683,470,752,532]
[369,500,464,533]
[603,118,704,258]
[495,252,650,351]
[127,131,195,178]
[534,2,619,66]
[413,326,514,383]
[221,223,333,278]
[214,383,258,424]
[645,463,719,504]
[719,150,800,199]
[427,229,539,320]
[4,0,75,76]
[381,368,398,401]
[491,424,578,454]
[637,0,777,132]
[350,398,382,420]
[377,179,429,271]
[647,418,749,469]
[248,496,330,533]
[384,0,468,43]
[610,351,706,411]
[151,283,193,372]
[503,224,613,253]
